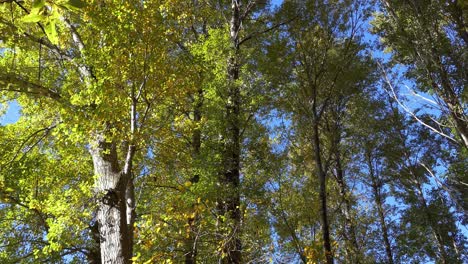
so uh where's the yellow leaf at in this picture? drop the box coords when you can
[131,252,141,262]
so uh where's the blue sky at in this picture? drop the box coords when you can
[271,0,282,7]
[0,0,465,260]
[0,100,20,125]
[0,0,284,126]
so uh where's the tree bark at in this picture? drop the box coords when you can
[366,154,394,264]
[185,87,203,264]
[216,1,243,263]
[414,181,448,264]
[125,178,135,259]
[312,116,333,264]
[334,148,360,262]
[90,136,132,264]
[87,220,102,264]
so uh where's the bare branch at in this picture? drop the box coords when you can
[377,61,460,145]
[238,16,297,47]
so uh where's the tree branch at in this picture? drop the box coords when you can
[238,16,297,47]
[377,61,460,146]
[0,72,62,101]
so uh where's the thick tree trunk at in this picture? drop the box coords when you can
[312,118,333,264]
[367,155,394,264]
[90,136,132,264]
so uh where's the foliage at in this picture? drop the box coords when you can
[0,0,466,263]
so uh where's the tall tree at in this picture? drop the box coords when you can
[373,0,467,148]
[0,1,195,263]
[276,1,373,262]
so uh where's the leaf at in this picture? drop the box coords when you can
[45,22,58,45]
[131,252,141,262]
[67,0,86,9]
[32,0,46,9]
[21,13,44,23]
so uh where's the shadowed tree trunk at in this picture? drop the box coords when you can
[414,181,449,264]
[217,1,243,263]
[366,153,394,264]
[334,148,360,262]
[87,220,102,264]
[312,109,333,264]
[185,87,203,264]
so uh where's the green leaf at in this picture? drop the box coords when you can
[45,22,58,45]
[67,0,86,9]
[32,0,46,9]
[21,13,44,23]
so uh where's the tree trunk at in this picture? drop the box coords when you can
[414,181,448,264]
[217,1,242,263]
[90,136,132,264]
[312,117,333,264]
[125,178,135,259]
[367,155,394,264]
[185,87,203,264]
[87,220,102,264]
[335,149,360,262]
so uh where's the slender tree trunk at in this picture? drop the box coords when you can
[451,234,462,262]
[90,136,132,264]
[414,181,448,264]
[217,2,242,263]
[447,0,468,46]
[125,178,135,258]
[312,116,333,264]
[446,98,468,149]
[334,149,360,262]
[435,62,468,149]
[185,87,203,264]
[367,155,394,264]
[375,192,393,264]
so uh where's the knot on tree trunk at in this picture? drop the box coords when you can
[101,189,119,207]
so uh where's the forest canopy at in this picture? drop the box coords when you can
[0,0,466,263]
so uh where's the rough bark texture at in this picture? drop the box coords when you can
[89,136,132,264]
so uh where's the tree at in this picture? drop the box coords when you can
[1,1,467,263]
[373,0,467,148]
[275,0,373,262]
[0,1,196,263]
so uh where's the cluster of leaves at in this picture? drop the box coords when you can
[0,0,467,263]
